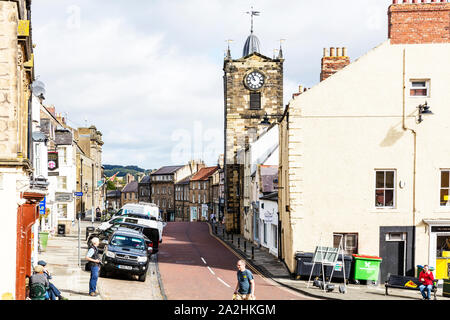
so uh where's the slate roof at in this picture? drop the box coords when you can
[191,166,219,181]
[176,175,193,185]
[106,190,121,198]
[152,165,184,175]
[139,176,151,184]
[121,181,138,193]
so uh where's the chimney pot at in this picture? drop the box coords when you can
[323,48,329,57]
[330,47,336,57]
[336,47,342,56]
[342,47,348,56]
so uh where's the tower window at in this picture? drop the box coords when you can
[250,92,261,110]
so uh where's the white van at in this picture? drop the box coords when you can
[115,203,160,221]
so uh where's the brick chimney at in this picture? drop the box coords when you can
[388,0,450,45]
[320,47,350,82]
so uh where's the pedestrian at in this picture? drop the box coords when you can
[210,213,216,224]
[419,265,435,300]
[29,265,49,300]
[86,237,101,297]
[37,260,68,300]
[233,260,255,300]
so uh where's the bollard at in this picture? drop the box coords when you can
[223,229,225,238]
[252,246,254,260]
[238,237,240,249]
[231,233,234,242]
[244,240,247,253]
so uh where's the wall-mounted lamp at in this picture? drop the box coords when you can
[417,101,433,124]
[260,113,282,126]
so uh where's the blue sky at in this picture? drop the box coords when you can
[31,0,392,170]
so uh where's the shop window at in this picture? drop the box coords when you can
[272,224,278,249]
[57,204,68,219]
[333,233,358,255]
[375,170,395,208]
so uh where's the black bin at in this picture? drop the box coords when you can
[86,227,95,240]
[57,224,66,236]
[324,254,353,281]
[295,252,322,279]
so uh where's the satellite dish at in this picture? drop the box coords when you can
[31,80,46,98]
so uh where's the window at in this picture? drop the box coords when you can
[198,194,201,203]
[57,204,68,219]
[410,80,429,97]
[333,233,358,255]
[250,92,261,110]
[57,176,67,190]
[440,170,450,206]
[375,170,395,208]
[162,200,166,208]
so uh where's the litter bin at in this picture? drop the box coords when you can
[295,252,322,279]
[417,265,436,278]
[39,232,49,251]
[57,224,66,236]
[352,254,382,282]
[325,254,353,281]
[86,226,95,241]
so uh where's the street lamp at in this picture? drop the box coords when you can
[417,101,433,124]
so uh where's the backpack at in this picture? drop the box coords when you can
[29,283,47,300]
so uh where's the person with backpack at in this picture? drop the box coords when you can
[86,237,101,297]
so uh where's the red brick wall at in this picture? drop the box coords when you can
[388,1,450,44]
[320,48,350,82]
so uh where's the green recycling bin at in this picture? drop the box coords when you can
[39,232,49,251]
[443,279,450,298]
[417,265,435,278]
[352,254,382,282]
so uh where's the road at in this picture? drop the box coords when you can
[158,222,311,300]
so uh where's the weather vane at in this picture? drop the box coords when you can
[246,7,260,34]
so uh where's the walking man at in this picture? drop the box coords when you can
[419,265,435,300]
[233,260,255,300]
[86,237,101,297]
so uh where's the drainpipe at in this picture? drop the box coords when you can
[401,48,417,270]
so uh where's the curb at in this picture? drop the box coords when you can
[154,253,168,300]
[207,222,338,301]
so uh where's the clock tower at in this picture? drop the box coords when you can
[223,13,284,233]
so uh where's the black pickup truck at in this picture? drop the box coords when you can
[100,228,151,282]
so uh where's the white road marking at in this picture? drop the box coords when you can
[201,257,207,264]
[217,277,231,288]
[207,266,215,275]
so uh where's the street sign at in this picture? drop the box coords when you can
[74,192,83,197]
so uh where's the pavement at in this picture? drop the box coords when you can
[211,222,450,301]
[37,219,103,300]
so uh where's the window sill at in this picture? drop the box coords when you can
[369,208,401,213]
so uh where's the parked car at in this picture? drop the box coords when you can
[111,222,160,254]
[98,213,152,231]
[115,203,160,221]
[100,228,151,282]
[87,224,122,253]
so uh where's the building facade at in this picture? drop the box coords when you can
[189,167,219,222]
[223,24,284,234]
[279,0,450,281]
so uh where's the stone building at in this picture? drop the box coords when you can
[223,19,284,233]
[138,175,151,203]
[0,0,46,300]
[175,175,193,221]
[152,161,204,221]
[121,180,138,206]
[278,0,450,281]
[189,166,219,222]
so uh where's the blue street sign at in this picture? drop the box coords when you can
[74,192,83,197]
[39,197,46,215]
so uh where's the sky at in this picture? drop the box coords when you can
[31,0,393,170]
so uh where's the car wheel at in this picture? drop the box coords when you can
[138,272,147,282]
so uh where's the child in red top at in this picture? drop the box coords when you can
[419,265,434,300]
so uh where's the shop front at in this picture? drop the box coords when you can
[424,220,450,283]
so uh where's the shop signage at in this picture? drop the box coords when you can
[55,192,73,202]
[39,197,46,215]
[48,152,58,171]
[431,226,450,233]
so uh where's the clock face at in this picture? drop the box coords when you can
[245,71,265,90]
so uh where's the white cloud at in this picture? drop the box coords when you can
[32,0,393,169]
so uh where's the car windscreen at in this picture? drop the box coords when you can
[110,235,145,250]
[125,213,150,220]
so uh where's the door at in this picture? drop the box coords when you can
[381,232,406,281]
